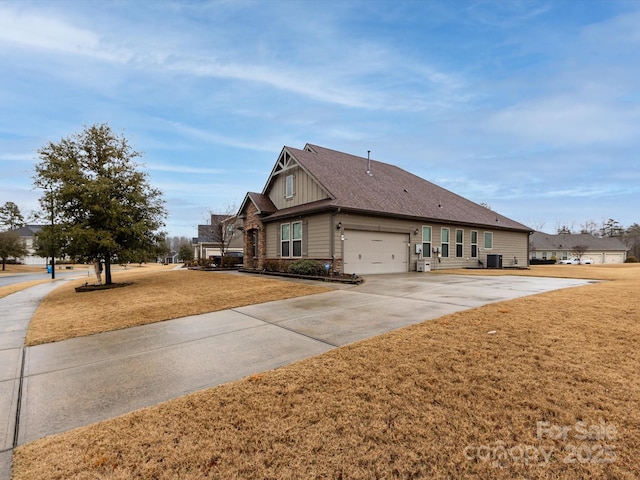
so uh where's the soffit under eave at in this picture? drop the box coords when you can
[260,146,333,199]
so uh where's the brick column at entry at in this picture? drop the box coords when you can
[242,202,267,270]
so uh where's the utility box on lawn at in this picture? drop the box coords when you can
[416,260,431,272]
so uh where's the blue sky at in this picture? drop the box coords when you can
[1,0,639,238]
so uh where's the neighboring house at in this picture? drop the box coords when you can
[529,232,628,264]
[13,224,45,265]
[162,250,179,264]
[238,144,533,274]
[192,214,244,262]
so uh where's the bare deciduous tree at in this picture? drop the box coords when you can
[556,223,573,234]
[580,219,598,236]
[571,245,589,262]
[200,204,239,267]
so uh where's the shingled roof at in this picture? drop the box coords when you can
[240,192,277,216]
[530,232,628,251]
[263,144,531,232]
[13,225,44,236]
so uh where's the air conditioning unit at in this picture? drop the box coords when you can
[487,254,503,269]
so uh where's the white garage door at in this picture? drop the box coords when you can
[604,253,625,264]
[343,230,408,275]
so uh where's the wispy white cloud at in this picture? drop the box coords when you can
[147,163,226,175]
[0,5,126,63]
[487,97,640,146]
[0,3,467,113]
[539,185,636,199]
[1,0,639,236]
[467,1,552,28]
[0,153,34,162]
[165,121,281,152]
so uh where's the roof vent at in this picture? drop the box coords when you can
[366,150,373,176]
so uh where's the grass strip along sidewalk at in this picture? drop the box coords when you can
[25,267,331,346]
[13,265,640,479]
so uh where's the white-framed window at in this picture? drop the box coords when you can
[484,231,493,249]
[422,226,432,256]
[281,223,290,257]
[441,227,450,258]
[285,174,295,198]
[456,229,463,258]
[280,221,303,258]
[470,230,478,258]
[292,221,302,257]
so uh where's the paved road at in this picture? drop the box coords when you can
[1,272,592,479]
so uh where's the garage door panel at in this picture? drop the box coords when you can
[343,230,408,274]
[604,253,624,264]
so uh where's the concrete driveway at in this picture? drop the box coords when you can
[11,272,593,453]
[0,272,592,477]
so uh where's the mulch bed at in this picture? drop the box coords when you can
[75,282,133,293]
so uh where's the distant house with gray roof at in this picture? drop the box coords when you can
[238,144,533,274]
[192,214,243,262]
[12,224,45,265]
[529,232,628,264]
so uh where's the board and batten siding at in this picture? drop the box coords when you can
[267,166,330,210]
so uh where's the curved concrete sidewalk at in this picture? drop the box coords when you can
[0,280,78,480]
[1,273,592,479]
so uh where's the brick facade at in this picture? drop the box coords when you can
[241,202,267,270]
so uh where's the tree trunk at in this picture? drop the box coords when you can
[105,259,113,284]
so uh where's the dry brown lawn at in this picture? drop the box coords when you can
[12,264,640,479]
[25,267,331,346]
[0,264,47,274]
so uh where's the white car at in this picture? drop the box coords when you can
[559,257,592,265]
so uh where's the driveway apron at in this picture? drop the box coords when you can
[13,274,592,451]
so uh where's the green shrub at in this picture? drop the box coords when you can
[288,259,326,276]
[625,256,638,263]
